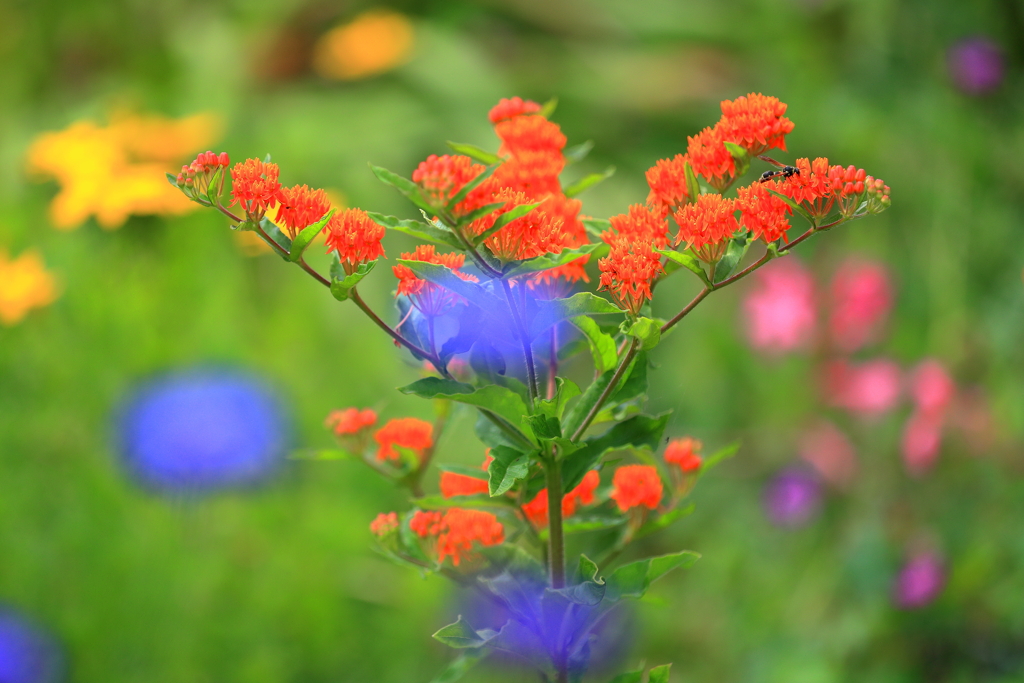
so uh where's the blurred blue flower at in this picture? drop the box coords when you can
[117,369,289,492]
[948,38,1004,95]
[893,552,946,609]
[763,468,822,528]
[0,608,61,683]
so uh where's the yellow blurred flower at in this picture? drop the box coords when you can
[0,250,59,325]
[313,10,414,80]
[234,189,348,256]
[26,112,220,230]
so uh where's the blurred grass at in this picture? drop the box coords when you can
[1,0,1023,681]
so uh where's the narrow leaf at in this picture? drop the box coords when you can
[289,448,359,461]
[289,208,335,263]
[436,463,490,480]
[713,233,751,283]
[165,172,179,187]
[564,166,615,198]
[446,141,501,165]
[723,140,750,176]
[396,261,507,314]
[540,97,558,118]
[472,202,542,247]
[370,164,436,214]
[657,248,710,285]
[367,211,463,249]
[564,140,594,164]
[703,440,741,470]
[448,163,500,211]
[428,651,487,683]
[764,186,815,225]
[503,242,607,279]
[684,159,701,203]
[432,616,494,649]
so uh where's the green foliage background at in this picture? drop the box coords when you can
[1,0,1023,681]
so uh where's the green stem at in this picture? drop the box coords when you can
[349,288,439,364]
[500,279,539,408]
[570,338,640,442]
[544,453,566,590]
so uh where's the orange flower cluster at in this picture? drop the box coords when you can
[664,437,703,472]
[411,508,505,566]
[230,158,284,223]
[736,182,792,244]
[603,204,671,249]
[370,512,399,536]
[374,417,433,462]
[325,407,377,435]
[176,150,230,187]
[645,154,691,217]
[392,244,476,316]
[610,465,664,512]
[470,188,564,262]
[521,470,600,528]
[687,127,736,191]
[325,208,386,272]
[674,194,739,263]
[439,452,493,498]
[276,184,332,238]
[412,154,489,214]
[488,96,542,123]
[598,237,664,315]
[717,93,795,157]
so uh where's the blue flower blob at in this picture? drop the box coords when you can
[0,608,62,683]
[118,370,289,493]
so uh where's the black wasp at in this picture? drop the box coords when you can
[758,165,800,183]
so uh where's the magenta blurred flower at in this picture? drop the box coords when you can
[824,358,902,418]
[909,359,955,416]
[799,420,858,487]
[947,38,1005,95]
[893,552,946,609]
[902,410,944,476]
[743,258,816,354]
[763,468,822,528]
[828,258,892,352]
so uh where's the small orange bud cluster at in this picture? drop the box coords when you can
[664,437,703,496]
[326,407,377,436]
[773,157,888,220]
[522,470,600,528]
[370,511,399,537]
[864,176,891,213]
[177,150,231,202]
[374,417,433,463]
[410,508,504,566]
[610,465,664,513]
[229,158,284,223]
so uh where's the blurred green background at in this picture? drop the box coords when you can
[1,0,1023,681]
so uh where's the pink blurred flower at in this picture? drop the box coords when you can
[799,420,858,487]
[909,359,955,416]
[901,410,944,475]
[828,258,893,352]
[743,258,816,354]
[893,552,946,609]
[824,358,902,418]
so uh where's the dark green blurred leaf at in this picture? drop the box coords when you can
[487,445,531,496]
[564,166,615,198]
[565,140,594,164]
[648,664,672,683]
[634,503,695,540]
[530,292,623,338]
[604,551,700,603]
[289,208,334,263]
[684,159,700,203]
[504,242,607,279]
[432,616,496,649]
[446,141,500,165]
[623,317,661,351]
[713,233,751,283]
[429,651,487,683]
[399,378,531,439]
[461,201,507,225]
[367,212,463,249]
[448,164,500,212]
[563,515,627,534]
[570,316,617,374]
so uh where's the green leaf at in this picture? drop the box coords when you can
[366,212,463,249]
[624,317,661,351]
[289,448,359,461]
[581,217,612,239]
[399,378,532,439]
[561,367,616,442]
[530,292,623,338]
[634,503,695,540]
[370,164,436,214]
[460,201,507,225]
[606,351,647,407]
[713,232,751,283]
[535,378,582,421]
[472,202,542,247]
[446,141,501,166]
[205,166,224,204]
[560,413,670,492]
[540,97,558,118]
[487,446,531,496]
[576,554,600,584]
[503,242,608,279]
[259,218,292,257]
[648,664,672,683]
[289,208,335,263]
[570,316,618,374]
[723,140,750,177]
[703,440,740,470]
[329,259,376,302]
[604,551,700,602]
[448,164,500,212]
[429,651,487,683]
[549,578,605,606]
[165,172,179,187]
[564,166,615,198]
[432,616,496,649]
[563,515,627,534]
[395,261,507,313]
[607,671,644,683]
[657,248,710,286]
[684,159,701,203]
[564,140,594,165]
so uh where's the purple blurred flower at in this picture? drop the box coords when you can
[118,369,289,492]
[893,553,946,609]
[763,468,822,528]
[0,608,61,683]
[948,38,1004,95]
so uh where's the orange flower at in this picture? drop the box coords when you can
[495,114,567,157]
[598,235,664,316]
[717,93,795,157]
[412,508,505,566]
[736,182,792,244]
[412,154,489,212]
[664,437,703,472]
[489,97,542,123]
[528,193,591,291]
[392,244,476,316]
[470,188,564,262]
[686,126,735,191]
[325,208,386,271]
[521,470,600,528]
[0,250,59,325]
[276,184,332,238]
[610,465,664,512]
[325,407,377,435]
[604,204,670,249]
[673,193,738,263]
[440,452,494,498]
[645,154,690,216]
[374,417,433,462]
[777,157,834,217]
[370,511,399,536]
[491,151,564,199]
[229,158,283,223]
